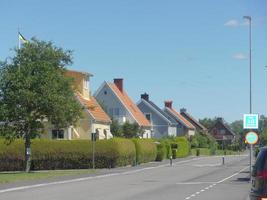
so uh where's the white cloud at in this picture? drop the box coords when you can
[224,20,239,27]
[224,19,249,27]
[233,53,247,60]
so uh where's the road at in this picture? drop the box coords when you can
[0,155,251,200]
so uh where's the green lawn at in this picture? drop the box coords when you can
[191,148,240,156]
[0,169,95,184]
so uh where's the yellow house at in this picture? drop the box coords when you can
[43,70,112,140]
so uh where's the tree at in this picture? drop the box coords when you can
[0,38,83,172]
[110,119,123,137]
[122,121,142,138]
[199,117,217,130]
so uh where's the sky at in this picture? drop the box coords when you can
[1,0,267,123]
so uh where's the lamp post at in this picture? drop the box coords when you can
[243,15,252,179]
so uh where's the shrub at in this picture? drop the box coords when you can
[196,149,200,156]
[174,137,190,158]
[155,142,166,161]
[162,140,172,159]
[0,138,136,171]
[131,139,157,164]
[172,149,177,159]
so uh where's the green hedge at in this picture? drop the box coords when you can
[131,139,157,164]
[0,138,136,171]
[174,137,190,158]
[155,142,166,161]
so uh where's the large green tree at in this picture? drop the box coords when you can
[0,38,83,172]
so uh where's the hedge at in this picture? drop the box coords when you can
[0,138,136,171]
[155,142,166,161]
[131,139,157,164]
[174,137,190,158]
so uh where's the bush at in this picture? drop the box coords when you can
[155,142,166,161]
[172,149,177,159]
[131,139,157,165]
[0,138,136,171]
[161,140,172,159]
[174,137,190,158]
[196,149,200,156]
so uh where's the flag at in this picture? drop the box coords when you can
[18,32,28,44]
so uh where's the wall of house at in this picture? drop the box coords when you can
[168,126,177,137]
[142,129,152,138]
[137,101,171,138]
[95,84,135,124]
[65,71,90,99]
[91,123,112,139]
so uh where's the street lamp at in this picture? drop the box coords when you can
[243,15,253,179]
[243,16,252,114]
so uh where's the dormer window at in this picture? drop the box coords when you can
[84,77,89,89]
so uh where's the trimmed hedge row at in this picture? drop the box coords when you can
[174,137,190,158]
[131,139,157,164]
[0,138,136,171]
[0,137,191,171]
[154,137,190,161]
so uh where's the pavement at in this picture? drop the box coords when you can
[0,155,252,200]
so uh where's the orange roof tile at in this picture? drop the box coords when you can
[167,108,195,129]
[108,83,151,127]
[76,92,111,124]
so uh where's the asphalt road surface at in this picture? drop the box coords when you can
[0,155,251,200]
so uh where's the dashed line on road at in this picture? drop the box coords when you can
[183,165,249,200]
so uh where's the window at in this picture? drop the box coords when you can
[114,108,120,116]
[83,77,89,89]
[145,113,151,121]
[104,91,107,95]
[220,129,226,134]
[108,108,114,116]
[52,129,64,139]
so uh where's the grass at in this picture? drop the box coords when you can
[0,169,95,184]
[191,148,240,156]
[191,148,211,156]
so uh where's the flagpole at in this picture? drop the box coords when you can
[18,27,21,50]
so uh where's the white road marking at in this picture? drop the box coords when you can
[183,165,249,200]
[176,182,216,185]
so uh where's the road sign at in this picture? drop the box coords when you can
[245,131,259,145]
[243,114,259,129]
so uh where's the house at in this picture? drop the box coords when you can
[180,108,207,133]
[137,93,177,138]
[43,70,112,140]
[209,118,235,145]
[163,101,196,137]
[94,79,152,138]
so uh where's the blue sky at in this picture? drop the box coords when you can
[1,0,267,122]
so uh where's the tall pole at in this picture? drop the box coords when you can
[244,15,252,179]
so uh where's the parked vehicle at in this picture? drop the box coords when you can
[250,147,267,199]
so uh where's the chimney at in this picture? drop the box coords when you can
[164,101,173,109]
[114,78,123,92]
[217,117,223,122]
[141,93,149,101]
[180,108,187,113]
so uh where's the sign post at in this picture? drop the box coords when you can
[243,114,259,180]
[91,132,96,169]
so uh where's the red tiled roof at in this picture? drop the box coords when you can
[166,108,195,129]
[108,83,151,127]
[76,92,111,123]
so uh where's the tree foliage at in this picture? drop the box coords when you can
[110,120,143,138]
[0,38,83,171]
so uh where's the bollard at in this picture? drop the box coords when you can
[170,156,173,166]
[222,156,225,165]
